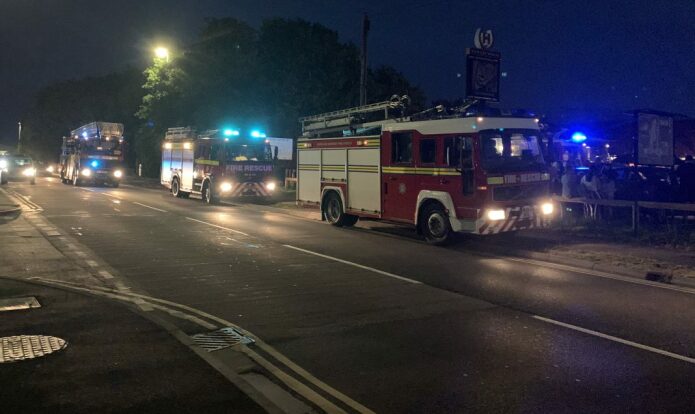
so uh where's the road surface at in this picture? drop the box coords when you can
[5,176,695,413]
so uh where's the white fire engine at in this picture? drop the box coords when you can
[296,97,555,244]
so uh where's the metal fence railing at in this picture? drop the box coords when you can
[552,196,695,234]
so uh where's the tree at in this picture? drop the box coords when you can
[21,69,143,163]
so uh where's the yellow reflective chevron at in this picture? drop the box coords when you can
[382,166,459,176]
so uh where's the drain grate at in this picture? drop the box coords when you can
[0,296,41,312]
[0,335,67,363]
[192,327,254,352]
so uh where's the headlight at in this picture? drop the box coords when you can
[0,160,7,169]
[265,181,276,191]
[220,182,233,192]
[46,165,54,173]
[113,170,123,178]
[81,168,92,177]
[23,167,36,176]
[486,209,506,221]
[541,202,554,215]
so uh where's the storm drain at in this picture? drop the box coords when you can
[0,335,67,363]
[192,327,254,352]
[0,296,41,312]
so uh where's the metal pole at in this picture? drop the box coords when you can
[17,121,22,152]
[359,13,370,106]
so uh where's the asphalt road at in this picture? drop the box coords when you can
[7,176,695,413]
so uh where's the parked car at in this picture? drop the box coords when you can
[0,153,37,185]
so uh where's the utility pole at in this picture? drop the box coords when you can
[359,13,370,106]
[17,121,22,152]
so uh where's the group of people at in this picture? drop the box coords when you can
[550,155,695,203]
[553,163,616,200]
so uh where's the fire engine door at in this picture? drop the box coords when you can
[181,145,194,191]
[382,131,418,222]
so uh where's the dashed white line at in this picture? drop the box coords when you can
[75,251,87,257]
[283,244,422,285]
[97,270,114,279]
[85,260,99,267]
[185,217,249,236]
[133,202,168,213]
[532,315,695,365]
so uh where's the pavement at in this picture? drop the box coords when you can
[3,176,693,413]
[0,278,263,413]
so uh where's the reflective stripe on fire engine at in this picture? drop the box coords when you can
[229,182,271,197]
[381,166,459,176]
[487,177,504,185]
[195,159,220,166]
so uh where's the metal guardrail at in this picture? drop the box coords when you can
[552,196,695,233]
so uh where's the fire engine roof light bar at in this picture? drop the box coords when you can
[250,130,267,138]
[223,128,240,137]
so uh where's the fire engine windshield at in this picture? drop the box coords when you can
[480,129,545,173]
[82,138,123,154]
[224,143,272,162]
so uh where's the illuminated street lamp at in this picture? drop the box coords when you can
[154,47,170,61]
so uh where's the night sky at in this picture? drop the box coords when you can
[1,0,694,144]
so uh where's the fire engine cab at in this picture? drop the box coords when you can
[161,127,280,203]
[296,97,555,244]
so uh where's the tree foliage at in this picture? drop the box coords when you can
[23,17,426,176]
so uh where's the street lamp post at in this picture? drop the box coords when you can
[17,121,22,152]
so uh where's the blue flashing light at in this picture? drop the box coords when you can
[90,160,99,168]
[571,132,587,143]
[223,128,240,137]
[250,130,266,138]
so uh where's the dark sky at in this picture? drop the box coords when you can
[1,0,694,143]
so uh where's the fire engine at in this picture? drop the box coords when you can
[296,97,555,244]
[161,127,286,203]
[60,122,125,187]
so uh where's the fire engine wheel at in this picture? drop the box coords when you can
[111,181,119,188]
[171,178,181,198]
[202,182,215,204]
[72,173,81,187]
[322,192,357,227]
[421,204,452,245]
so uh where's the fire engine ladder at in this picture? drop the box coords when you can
[300,95,409,136]
[165,127,197,141]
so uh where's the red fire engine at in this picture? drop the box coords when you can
[161,127,286,203]
[296,98,555,244]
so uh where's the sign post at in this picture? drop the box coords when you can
[637,112,674,166]
[466,28,501,102]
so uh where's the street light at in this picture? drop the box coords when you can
[154,47,170,61]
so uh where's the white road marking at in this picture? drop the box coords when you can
[133,202,167,213]
[185,217,249,236]
[532,315,695,365]
[98,270,114,279]
[85,260,99,267]
[75,251,87,257]
[283,244,422,285]
[506,256,695,295]
[38,278,374,414]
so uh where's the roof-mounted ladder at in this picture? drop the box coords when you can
[300,95,409,135]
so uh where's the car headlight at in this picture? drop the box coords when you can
[265,181,276,191]
[81,168,92,177]
[23,167,36,176]
[220,182,233,192]
[486,209,506,221]
[113,170,123,178]
[541,202,554,215]
[0,160,7,169]
[46,165,54,173]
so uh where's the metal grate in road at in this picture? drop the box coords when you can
[0,335,67,363]
[191,327,254,352]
